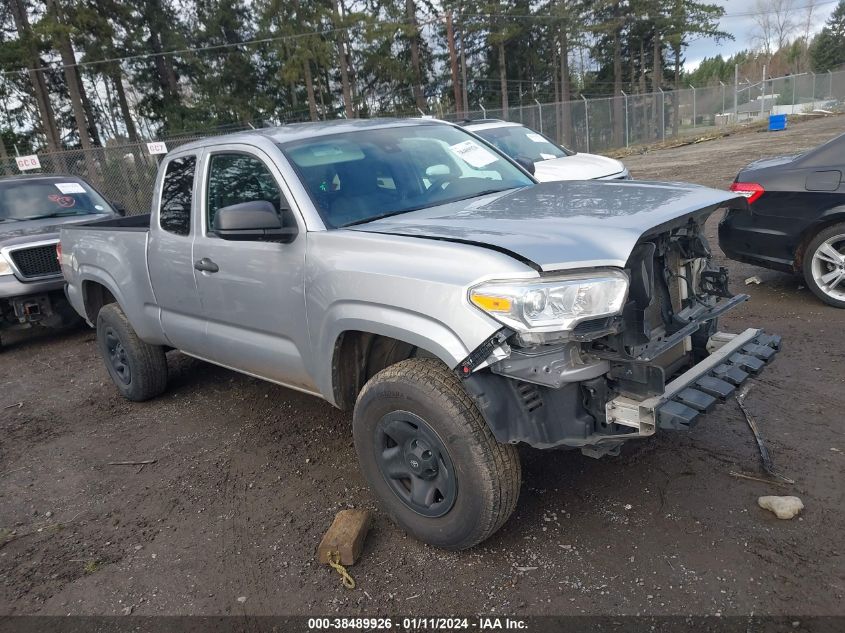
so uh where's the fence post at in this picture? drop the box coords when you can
[534,99,543,135]
[734,65,739,120]
[792,77,796,114]
[580,94,589,153]
[761,65,766,118]
[621,90,629,148]
[690,84,696,128]
[658,88,665,142]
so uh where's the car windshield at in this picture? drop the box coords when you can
[0,178,111,222]
[471,125,574,163]
[280,123,534,228]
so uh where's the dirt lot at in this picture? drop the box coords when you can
[1,115,844,619]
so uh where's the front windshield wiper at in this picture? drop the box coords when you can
[23,211,87,221]
[0,218,24,223]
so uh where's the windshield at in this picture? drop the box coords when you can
[0,178,112,222]
[280,123,534,228]
[471,125,574,163]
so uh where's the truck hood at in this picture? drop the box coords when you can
[0,213,112,248]
[349,180,745,272]
[533,152,626,182]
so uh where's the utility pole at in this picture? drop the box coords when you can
[446,13,462,119]
[761,64,766,118]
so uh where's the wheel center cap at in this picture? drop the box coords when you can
[405,439,438,479]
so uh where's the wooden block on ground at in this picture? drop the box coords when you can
[317,509,371,566]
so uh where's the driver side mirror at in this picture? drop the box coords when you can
[514,156,535,176]
[213,200,298,243]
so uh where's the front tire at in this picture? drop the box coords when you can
[96,303,168,401]
[352,358,521,550]
[803,223,845,308]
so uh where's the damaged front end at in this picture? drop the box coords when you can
[461,218,781,458]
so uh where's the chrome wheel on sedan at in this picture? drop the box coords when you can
[804,224,845,308]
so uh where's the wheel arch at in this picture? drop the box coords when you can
[794,207,845,270]
[330,330,446,410]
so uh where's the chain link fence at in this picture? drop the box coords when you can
[2,69,844,216]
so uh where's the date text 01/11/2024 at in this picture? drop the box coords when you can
[306,617,527,630]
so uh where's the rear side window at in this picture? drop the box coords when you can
[205,153,284,231]
[159,156,196,236]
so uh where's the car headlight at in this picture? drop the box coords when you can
[469,270,629,333]
[0,254,13,277]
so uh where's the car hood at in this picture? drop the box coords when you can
[349,181,745,272]
[0,213,112,248]
[533,152,625,182]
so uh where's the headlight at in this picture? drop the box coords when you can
[469,270,629,333]
[0,254,13,277]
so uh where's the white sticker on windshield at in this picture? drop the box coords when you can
[449,140,498,168]
[55,182,86,194]
[540,152,557,160]
[527,133,547,143]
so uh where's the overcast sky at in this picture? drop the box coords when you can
[683,0,838,70]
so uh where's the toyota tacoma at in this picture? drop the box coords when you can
[60,119,780,549]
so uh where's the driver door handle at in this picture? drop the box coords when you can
[194,257,219,273]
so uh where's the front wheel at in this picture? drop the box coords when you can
[803,223,845,308]
[352,358,521,550]
[96,303,168,401]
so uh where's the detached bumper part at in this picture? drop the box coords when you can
[605,328,781,433]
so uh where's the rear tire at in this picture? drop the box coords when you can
[352,358,521,550]
[802,223,845,309]
[96,303,168,401]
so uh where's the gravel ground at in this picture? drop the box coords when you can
[1,115,844,618]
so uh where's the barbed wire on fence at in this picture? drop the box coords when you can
[2,68,843,217]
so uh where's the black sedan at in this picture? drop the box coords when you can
[719,132,845,308]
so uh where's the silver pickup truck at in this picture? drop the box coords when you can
[61,118,780,549]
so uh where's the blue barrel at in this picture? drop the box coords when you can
[768,114,787,131]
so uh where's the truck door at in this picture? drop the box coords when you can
[191,146,315,393]
[147,152,207,355]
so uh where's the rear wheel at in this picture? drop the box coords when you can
[803,223,845,308]
[96,303,168,401]
[352,358,521,550]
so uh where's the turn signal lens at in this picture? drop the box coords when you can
[730,182,765,205]
[471,294,512,312]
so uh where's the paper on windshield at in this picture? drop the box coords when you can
[55,182,86,194]
[526,133,547,143]
[540,153,557,160]
[449,140,498,168]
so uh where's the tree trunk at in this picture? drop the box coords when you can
[559,21,572,147]
[446,13,462,118]
[406,0,426,112]
[304,59,318,121]
[111,68,139,142]
[672,43,681,137]
[458,14,469,114]
[553,42,561,142]
[612,3,623,147]
[639,41,649,140]
[498,41,508,119]
[333,0,354,118]
[652,28,662,141]
[9,0,62,154]
[77,71,101,146]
